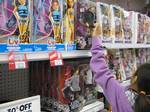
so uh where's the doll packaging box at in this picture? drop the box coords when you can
[33,0,66,51]
[135,49,147,68]
[110,5,124,43]
[106,49,126,81]
[0,0,34,53]
[96,2,112,43]
[134,13,146,44]
[57,63,96,111]
[145,16,150,44]
[75,0,96,49]
[122,10,135,44]
[63,0,76,51]
[121,49,137,80]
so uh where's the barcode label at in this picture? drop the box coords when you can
[15,61,26,69]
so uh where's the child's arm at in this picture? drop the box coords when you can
[90,36,125,106]
[90,24,133,112]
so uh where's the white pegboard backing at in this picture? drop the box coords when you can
[0,64,29,103]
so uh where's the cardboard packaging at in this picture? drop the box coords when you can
[122,11,135,44]
[75,0,96,49]
[96,2,112,43]
[110,5,124,43]
[0,0,33,53]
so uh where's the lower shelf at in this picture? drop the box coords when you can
[80,101,104,112]
[41,101,104,112]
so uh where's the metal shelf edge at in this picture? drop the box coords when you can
[0,50,92,63]
[80,101,104,112]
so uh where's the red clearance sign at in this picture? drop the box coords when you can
[49,51,64,67]
[8,52,28,70]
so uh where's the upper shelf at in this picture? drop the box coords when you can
[1,43,150,63]
[102,43,150,49]
[0,50,92,63]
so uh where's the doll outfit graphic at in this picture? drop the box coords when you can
[14,0,29,43]
[50,0,62,43]
[18,5,28,18]
[52,10,60,23]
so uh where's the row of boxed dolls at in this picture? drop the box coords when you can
[0,0,150,52]
[96,2,150,44]
[0,0,75,44]
[0,0,96,52]
[29,48,150,111]
[105,48,150,81]
[0,0,77,52]
[30,60,97,112]
[76,1,150,49]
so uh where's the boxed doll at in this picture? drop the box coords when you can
[146,48,150,62]
[63,0,75,44]
[144,16,150,44]
[0,0,33,52]
[135,49,147,68]
[120,49,137,80]
[33,0,67,51]
[57,63,96,111]
[63,0,76,51]
[96,2,112,43]
[122,10,135,44]
[33,0,63,44]
[135,13,146,44]
[75,0,96,49]
[106,49,126,81]
[110,5,124,43]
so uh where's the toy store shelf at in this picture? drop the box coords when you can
[26,50,92,61]
[80,101,104,112]
[0,50,92,63]
[102,43,150,49]
[42,101,104,112]
[62,50,92,59]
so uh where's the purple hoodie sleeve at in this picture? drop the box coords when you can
[90,37,125,106]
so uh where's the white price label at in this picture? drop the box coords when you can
[15,61,26,69]
[54,59,63,66]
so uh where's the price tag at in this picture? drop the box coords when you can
[49,51,64,67]
[54,59,63,66]
[8,52,28,70]
[15,61,26,69]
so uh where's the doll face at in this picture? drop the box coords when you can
[18,0,26,5]
[67,0,74,8]
[52,1,59,10]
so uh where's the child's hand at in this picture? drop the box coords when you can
[92,23,101,37]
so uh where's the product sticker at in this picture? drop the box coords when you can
[8,52,28,70]
[49,51,64,66]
